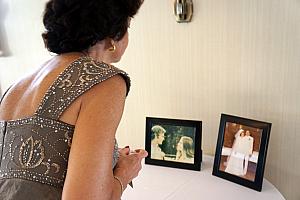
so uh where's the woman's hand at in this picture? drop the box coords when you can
[113,147,148,188]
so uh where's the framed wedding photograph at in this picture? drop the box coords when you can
[212,114,271,191]
[145,117,202,171]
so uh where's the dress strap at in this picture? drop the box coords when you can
[0,85,12,105]
[34,56,131,120]
[0,86,10,162]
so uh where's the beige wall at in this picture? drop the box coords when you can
[0,0,299,199]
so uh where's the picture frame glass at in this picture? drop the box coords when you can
[145,117,202,171]
[219,122,262,181]
[212,114,271,191]
[151,124,196,164]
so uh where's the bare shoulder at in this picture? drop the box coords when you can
[62,74,128,198]
[77,74,127,127]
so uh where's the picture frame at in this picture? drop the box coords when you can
[145,117,202,171]
[212,113,272,191]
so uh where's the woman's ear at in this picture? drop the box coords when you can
[104,38,116,52]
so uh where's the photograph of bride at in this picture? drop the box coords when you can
[213,114,271,191]
[219,122,262,181]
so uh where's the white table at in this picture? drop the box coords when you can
[122,155,285,200]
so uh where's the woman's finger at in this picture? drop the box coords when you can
[134,149,148,157]
[119,147,130,155]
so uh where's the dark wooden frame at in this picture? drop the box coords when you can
[212,113,272,191]
[145,117,202,171]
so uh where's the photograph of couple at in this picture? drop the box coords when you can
[150,124,195,164]
[219,122,262,181]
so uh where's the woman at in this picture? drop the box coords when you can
[150,125,166,160]
[0,0,147,199]
[175,136,194,164]
[225,129,246,176]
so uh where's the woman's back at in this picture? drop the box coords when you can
[0,54,83,125]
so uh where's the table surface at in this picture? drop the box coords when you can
[122,155,285,200]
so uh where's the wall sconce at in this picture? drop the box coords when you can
[174,0,193,23]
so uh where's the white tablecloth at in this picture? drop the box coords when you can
[122,155,285,200]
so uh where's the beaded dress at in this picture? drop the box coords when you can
[0,56,130,199]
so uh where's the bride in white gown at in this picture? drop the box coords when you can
[225,129,249,176]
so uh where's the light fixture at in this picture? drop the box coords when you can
[174,0,193,23]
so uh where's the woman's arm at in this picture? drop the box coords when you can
[61,75,142,200]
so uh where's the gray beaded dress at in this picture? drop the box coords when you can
[0,56,130,200]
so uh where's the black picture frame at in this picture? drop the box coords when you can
[145,117,202,171]
[212,113,272,191]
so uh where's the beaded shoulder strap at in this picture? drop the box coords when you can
[34,56,130,120]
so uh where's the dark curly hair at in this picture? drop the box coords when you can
[42,0,143,54]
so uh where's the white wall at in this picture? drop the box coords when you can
[0,0,50,91]
[0,0,299,199]
[118,1,300,199]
